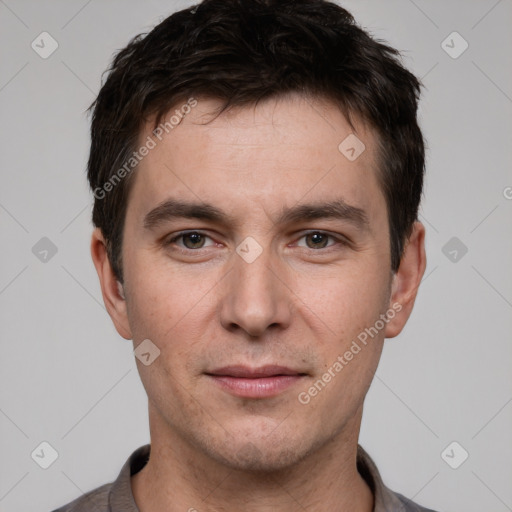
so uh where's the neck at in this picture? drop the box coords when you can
[131,404,374,512]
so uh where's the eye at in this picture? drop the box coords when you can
[164,230,348,254]
[295,231,344,250]
[166,231,216,250]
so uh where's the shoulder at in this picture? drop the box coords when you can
[356,444,441,512]
[49,444,150,512]
[50,482,112,512]
[393,490,441,512]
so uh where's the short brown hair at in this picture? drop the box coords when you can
[87,0,425,282]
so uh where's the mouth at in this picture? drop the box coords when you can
[205,365,308,399]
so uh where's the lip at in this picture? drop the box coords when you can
[208,365,305,378]
[206,365,307,399]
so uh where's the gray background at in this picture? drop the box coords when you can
[1,1,511,511]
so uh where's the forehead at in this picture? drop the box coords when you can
[127,93,384,227]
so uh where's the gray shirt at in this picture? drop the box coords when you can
[51,444,439,512]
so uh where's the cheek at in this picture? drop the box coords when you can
[293,263,390,342]
[297,270,388,421]
[125,259,224,372]
[124,274,179,347]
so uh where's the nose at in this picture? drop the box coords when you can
[219,242,293,338]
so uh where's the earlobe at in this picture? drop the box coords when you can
[90,228,133,340]
[384,222,426,339]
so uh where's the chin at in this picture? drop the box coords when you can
[203,431,316,473]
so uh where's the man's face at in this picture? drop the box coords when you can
[118,94,399,470]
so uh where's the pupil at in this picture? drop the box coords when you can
[185,232,204,248]
[309,232,327,249]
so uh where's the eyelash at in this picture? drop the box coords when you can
[164,230,349,254]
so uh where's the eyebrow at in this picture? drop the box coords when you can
[143,197,370,232]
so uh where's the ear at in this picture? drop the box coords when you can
[384,221,426,338]
[90,227,132,340]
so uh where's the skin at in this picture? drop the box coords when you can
[91,92,426,512]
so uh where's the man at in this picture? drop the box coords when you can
[53,0,437,510]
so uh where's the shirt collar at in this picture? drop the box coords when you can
[356,444,411,512]
[108,444,149,511]
[109,443,404,512]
